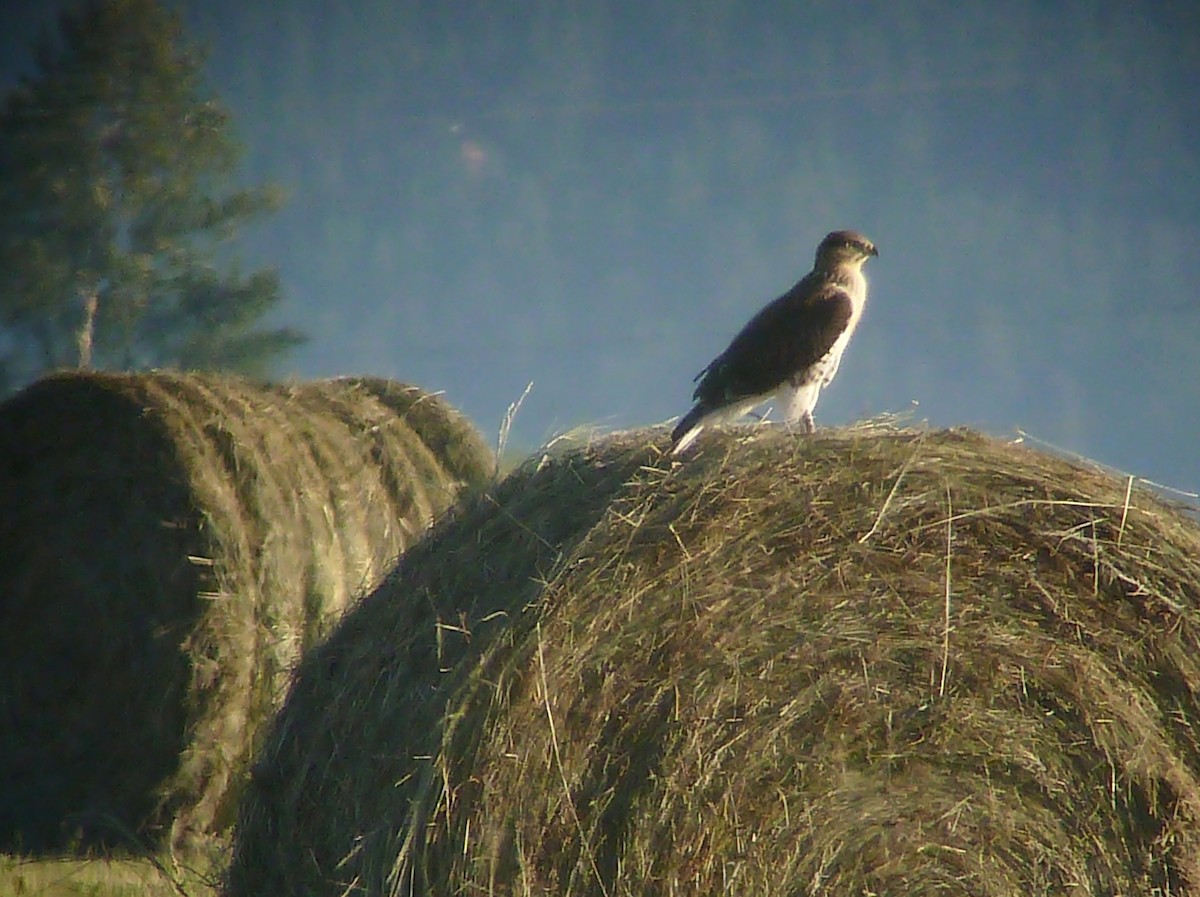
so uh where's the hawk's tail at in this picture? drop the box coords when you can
[670,404,710,455]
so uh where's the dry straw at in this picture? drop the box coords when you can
[226,421,1200,896]
[0,370,492,854]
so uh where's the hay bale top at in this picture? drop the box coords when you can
[229,424,1200,896]
[289,375,494,486]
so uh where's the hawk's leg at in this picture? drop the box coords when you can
[780,409,816,436]
[780,381,820,434]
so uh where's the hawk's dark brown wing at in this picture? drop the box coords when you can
[692,276,854,408]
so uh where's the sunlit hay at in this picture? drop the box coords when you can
[319,376,497,484]
[227,424,1200,896]
[0,370,492,854]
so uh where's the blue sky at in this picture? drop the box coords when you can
[3,1,1198,493]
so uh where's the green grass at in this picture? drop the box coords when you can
[0,854,219,897]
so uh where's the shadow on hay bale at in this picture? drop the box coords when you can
[226,423,1200,896]
[0,370,492,854]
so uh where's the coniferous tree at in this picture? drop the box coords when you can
[0,0,303,390]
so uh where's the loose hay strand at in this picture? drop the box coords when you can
[940,481,953,699]
[859,430,924,544]
[497,381,534,474]
[536,622,610,897]
[1118,474,1135,548]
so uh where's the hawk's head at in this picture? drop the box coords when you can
[815,230,878,269]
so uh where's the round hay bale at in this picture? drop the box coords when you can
[0,370,492,853]
[227,425,1200,897]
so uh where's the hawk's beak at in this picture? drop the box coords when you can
[868,245,879,258]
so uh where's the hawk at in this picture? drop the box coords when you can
[670,230,877,455]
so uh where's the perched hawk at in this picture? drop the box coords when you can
[670,230,877,455]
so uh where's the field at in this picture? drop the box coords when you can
[6,414,1200,896]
